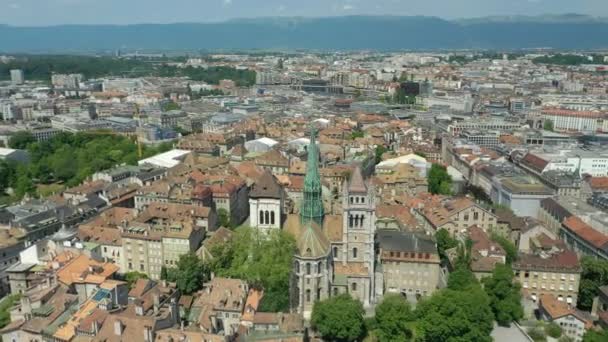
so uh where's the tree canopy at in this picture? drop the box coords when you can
[311,294,365,342]
[415,287,494,342]
[164,253,208,295]
[435,228,458,264]
[0,132,172,201]
[8,131,36,149]
[577,257,608,311]
[482,264,523,326]
[543,119,554,132]
[374,294,414,342]
[428,163,452,195]
[207,227,295,312]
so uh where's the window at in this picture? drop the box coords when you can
[333,247,338,258]
[464,214,469,221]
[306,263,311,275]
[333,288,338,296]
[473,212,479,220]
[270,211,275,225]
[259,210,264,225]
[349,215,353,228]
[317,262,322,273]
[265,211,270,225]
[361,197,365,203]
[355,197,359,204]
[295,261,300,273]
[353,248,358,258]
[351,283,357,291]
[306,289,311,302]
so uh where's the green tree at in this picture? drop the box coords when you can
[375,145,388,164]
[162,101,181,111]
[125,271,148,289]
[217,208,231,228]
[448,266,478,291]
[490,232,518,264]
[311,294,365,342]
[583,329,608,342]
[435,229,458,263]
[482,264,523,326]
[577,257,608,311]
[415,287,494,342]
[350,130,364,139]
[8,131,35,149]
[207,227,295,312]
[166,253,208,295]
[0,294,21,329]
[527,327,547,342]
[545,322,562,339]
[428,164,452,195]
[544,119,554,132]
[375,294,414,341]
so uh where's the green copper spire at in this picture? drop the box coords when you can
[300,126,324,227]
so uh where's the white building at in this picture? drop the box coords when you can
[244,137,278,153]
[10,69,24,85]
[249,171,284,233]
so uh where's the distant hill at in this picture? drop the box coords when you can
[1,15,608,52]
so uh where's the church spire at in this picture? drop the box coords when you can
[300,126,324,227]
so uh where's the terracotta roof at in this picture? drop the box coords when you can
[56,254,119,286]
[539,294,593,328]
[521,153,549,173]
[250,170,283,199]
[348,167,367,193]
[589,177,608,191]
[563,216,608,250]
[514,250,580,272]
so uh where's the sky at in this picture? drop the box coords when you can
[1,0,607,26]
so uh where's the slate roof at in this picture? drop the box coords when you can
[250,171,283,199]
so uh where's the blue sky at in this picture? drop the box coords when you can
[1,0,607,26]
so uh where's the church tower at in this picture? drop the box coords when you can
[300,127,324,227]
[339,166,376,307]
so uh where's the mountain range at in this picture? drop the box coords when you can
[1,14,608,52]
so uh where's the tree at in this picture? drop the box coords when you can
[544,119,554,132]
[350,130,364,139]
[545,322,562,339]
[162,101,181,111]
[0,294,21,329]
[311,294,365,342]
[415,287,494,342]
[435,229,458,263]
[482,264,523,326]
[490,232,518,264]
[166,253,208,295]
[527,327,547,342]
[583,329,608,342]
[448,266,478,291]
[217,208,231,228]
[8,131,35,149]
[375,145,388,164]
[577,257,608,311]
[375,294,414,341]
[427,164,452,195]
[125,271,148,289]
[207,227,295,312]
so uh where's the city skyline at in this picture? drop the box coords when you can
[1,0,608,26]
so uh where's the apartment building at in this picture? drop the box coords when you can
[377,230,442,302]
[513,250,581,305]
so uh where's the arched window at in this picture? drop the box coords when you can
[353,248,358,258]
[333,247,338,258]
[270,211,275,225]
[317,262,322,273]
[259,210,264,224]
[264,211,270,225]
[360,215,365,227]
[355,197,359,203]
[295,261,300,273]
[351,282,357,291]
[306,289,311,302]
[354,215,360,227]
[350,197,353,204]
[361,197,365,203]
[306,263,311,275]
[349,215,353,228]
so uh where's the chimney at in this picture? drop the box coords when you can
[113,320,123,336]
[153,293,160,315]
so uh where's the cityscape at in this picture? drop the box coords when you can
[1,3,608,342]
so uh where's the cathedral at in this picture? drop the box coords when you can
[284,127,377,319]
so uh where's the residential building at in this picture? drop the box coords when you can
[416,195,498,236]
[539,294,592,342]
[513,250,581,305]
[376,230,441,302]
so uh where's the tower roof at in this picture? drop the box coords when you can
[250,170,283,199]
[300,126,324,226]
[285,215,330,259]
[348,166,367,193]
